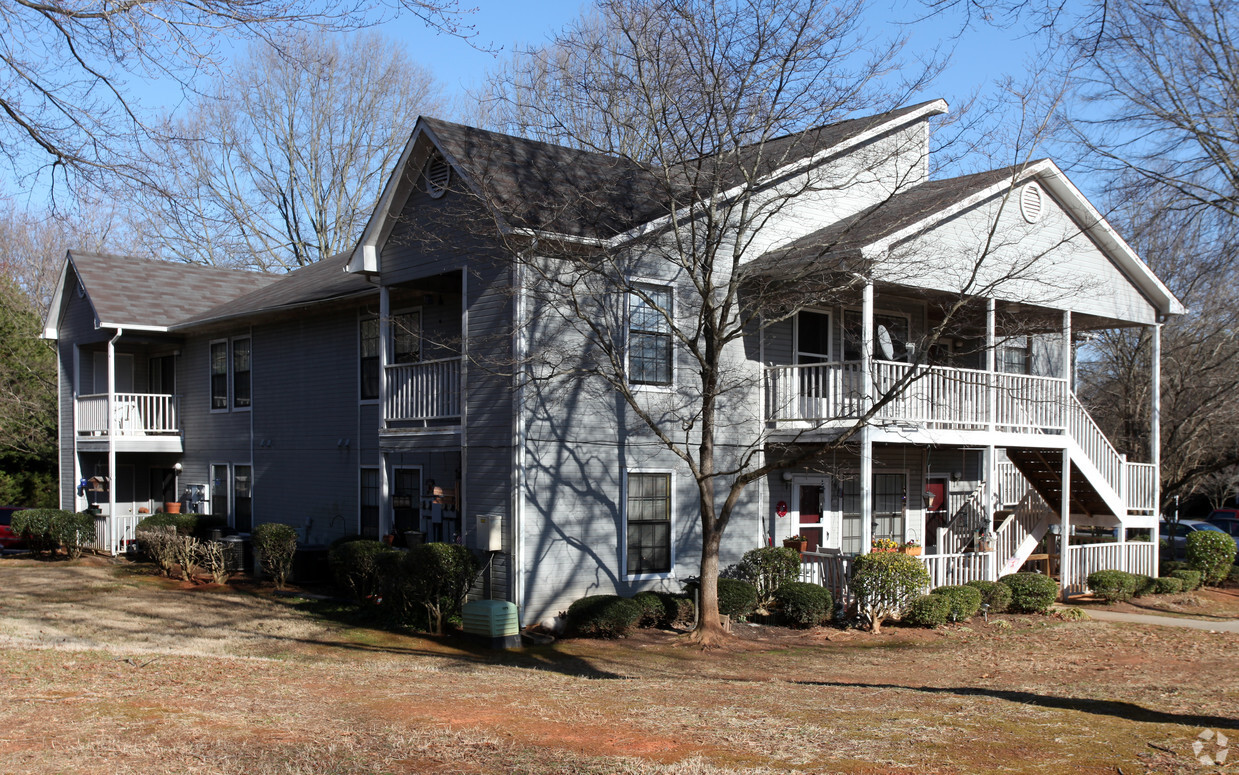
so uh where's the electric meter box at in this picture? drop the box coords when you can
[476,514,502,552]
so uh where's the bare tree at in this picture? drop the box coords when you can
[434,0,1088,646]
[0,0,473,194]
[132,32,444,270]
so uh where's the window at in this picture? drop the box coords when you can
[360,317,379,401]
[360,467,380,539]
[211,464,229,519]
[233,465,252,532]
[210,342,228,410]
[843,311,912,362]
[392,311,420,364]
[232,338,251,409]
[872,474,906,543]
[840,477,863,554]
[628,285,672,385]
[999,337,1030,375]
[796,311,832,365]
[625,472,672,576]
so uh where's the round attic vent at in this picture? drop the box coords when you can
[1020,182,1044,223]
[425,154,450,199]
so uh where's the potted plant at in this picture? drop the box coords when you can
[782,534,809,553]
[902,539,922,556]
[871,538,900,553]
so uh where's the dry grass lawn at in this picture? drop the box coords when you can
[1,556,1237,774]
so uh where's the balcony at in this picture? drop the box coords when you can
[75,393,182,452]
[384,357,462,428]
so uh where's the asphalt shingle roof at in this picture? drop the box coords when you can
[70,252,281,330]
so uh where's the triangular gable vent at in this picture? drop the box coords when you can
[425,153,451,199]
[1020,182,1044,223]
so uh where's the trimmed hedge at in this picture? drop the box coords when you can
[1186,531,1237,586]
[328,539,392,602]
[773,582,833,628]
[1086,569,1140,603]
[1154,576,1185,594]
[1170,569,1202,591]
[738,546,801,609]
[965,580,1012,613]
[905,594,952,628]
[10,509,94,557]
[253,523,298,589]
[932,585,982,621]
[632,591,695,629]
[1132,574,1157,597]
[566,595,644,638]
[999,572,1059,613]
[717,578,759,619]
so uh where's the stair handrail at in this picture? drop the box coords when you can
[936,481,995,555]
[1064,390,1124,502]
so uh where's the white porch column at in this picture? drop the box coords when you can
[1151,322,1162,545]
[378,285,391,536]
[1060,450,1072,599]
[861,281,874,554]
[106,329,119,532]
[1061,311,1072,387]
[986,298,996,431]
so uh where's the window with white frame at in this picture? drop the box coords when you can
[628,285,672,386]
[210,342,228,410]
[232,338,251,409]
[999,336,1031,375]
[625,471,672,575]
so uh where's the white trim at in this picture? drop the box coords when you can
[793,308,833,363]
[622,467,677,582]
[789,474,834,551]
[42,255,72,339]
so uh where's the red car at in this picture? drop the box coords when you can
[0,506,27,550]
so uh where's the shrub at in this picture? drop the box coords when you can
[738,546,801,610]
[171,534,202,581]
[773,582,833,628]
[199,540,232,585]
[633,591,694,629]
[1160,560,1189,576]
[11,508,62,556]
[328,539,392,602]
[404,543,480,635]
[850,552,930,633]
[1186,531,1237,586]
[1086,569,1140,603]
[253,523,298,589]
[905,594,952,628]
[56,512,96,559]
[999,572,1059,613]
[1170,569,1202,591]
[932,585,983,621]
[136,524,178,576]
[965,580,1012,613]
[1132,575,1157,597]
[1154,576,1185,594]
[716,578,758,619]
[566,595,644,638]
[138,512,200,535]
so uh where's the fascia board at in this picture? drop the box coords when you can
[96,322,169,333]
[41,255,72,340]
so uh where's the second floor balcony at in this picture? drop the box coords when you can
[383,357,462,428]
[75,393,182,452]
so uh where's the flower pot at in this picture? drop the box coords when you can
[903,546,922,556]
[782,539,808,553]
[163,501,181,514]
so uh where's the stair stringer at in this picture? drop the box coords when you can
[996,489,1055,576]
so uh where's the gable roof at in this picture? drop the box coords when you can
[347,100,949,271]
[45,252,281,336]
[174,252,375,329]
[748,160,1187,318]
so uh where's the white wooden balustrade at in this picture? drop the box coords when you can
[76,393,180,435]
[1063,541,1157,595]
[384,357,462,422]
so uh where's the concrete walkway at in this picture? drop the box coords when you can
[1073,607,1239,633]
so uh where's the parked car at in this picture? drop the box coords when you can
[1159,519,1239,552]
[0,506,27,550]
[1206,510,1239,538]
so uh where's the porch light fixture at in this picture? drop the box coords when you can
[173,462,183,473]
[781,471,794,482]
[923,490,935,508]
[951,471,962,482]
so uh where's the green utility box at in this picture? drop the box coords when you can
[461,599,521,649]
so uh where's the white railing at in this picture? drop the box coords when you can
[918,551,996,589]
[1125,463,1158,515]
[799,551,852,602]
[1064,540,1157,595]
[873,361,991,428]
[1066,392,1124,502]
[95,515,142,556]
[993,373,1067,432]
[994,490,1054,575]
[765,362,863,422]
[76,393,180,435]
[936,481,993,555]
[385,357,462,422]
[996,461,1026,507]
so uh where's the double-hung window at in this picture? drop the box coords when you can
[210,342,228,410]
[360,317,380,401]
[628,285,672,386]
[232,338,251,409]
[625,471,672,576]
